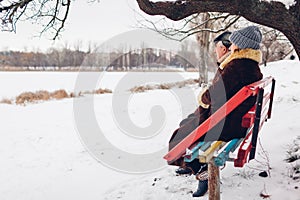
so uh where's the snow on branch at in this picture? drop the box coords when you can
[260,0,296,9]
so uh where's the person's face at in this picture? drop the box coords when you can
[215,41,229,60]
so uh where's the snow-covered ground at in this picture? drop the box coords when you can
[0,71,199,98]
[0,61,299,200]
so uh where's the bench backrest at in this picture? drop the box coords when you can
[234,77,275,167]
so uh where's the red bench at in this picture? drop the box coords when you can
[164,76,276,200]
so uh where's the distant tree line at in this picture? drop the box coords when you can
[106,48,198,71]
[0,48,85,69]
[0,45,199,71]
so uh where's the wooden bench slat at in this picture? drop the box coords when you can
[242,92,271,128]
[214,138,243,166]
[199,141,226,163]
[200,141,214,151]
[234,116,267,167]
[184,141,213,162]
[184,141,205,162]
[242,106,255,128]
[234,132,253,167]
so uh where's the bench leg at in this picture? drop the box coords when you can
[208,161,220,200]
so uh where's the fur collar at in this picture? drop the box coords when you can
[219,49,262,70]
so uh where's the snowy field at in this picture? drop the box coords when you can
[0,61,300,200]
[0,71,199,98]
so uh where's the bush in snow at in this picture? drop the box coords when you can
[16,91,41,104]
[0,98,12,104]
[285,136,300,181]
[50,89,69,99]
[15,89,68,104]
[129,78,199,93]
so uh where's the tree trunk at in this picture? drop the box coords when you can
[196,13,211,84]
[285,31,300,59]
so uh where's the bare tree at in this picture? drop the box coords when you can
[136,0,300,59]
[177,40,198,68]
[0,0,71,40]
[195,13,210,84]
[260,27,293,65]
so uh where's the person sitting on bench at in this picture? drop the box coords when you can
[176,31,232,176]
[168,26,264,197]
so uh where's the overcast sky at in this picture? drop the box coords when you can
[0,0,164,52]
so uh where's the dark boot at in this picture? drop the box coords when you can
[175,167,192,175]
[192,179,208,197]
[176,160,205,175]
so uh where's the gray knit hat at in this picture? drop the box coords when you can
[229,26,262,50]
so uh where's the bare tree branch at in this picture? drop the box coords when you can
[177,16,240,41]
[136,0,300,58]
[0,0,72,40]
[136,10,240,42]
[53,0,70,40]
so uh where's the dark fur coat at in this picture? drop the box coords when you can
[168,48,263,166]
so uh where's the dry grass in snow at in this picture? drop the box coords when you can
[130,78,199,93]
[1,88,112,105]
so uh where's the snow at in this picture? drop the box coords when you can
[0,72,198,98]
[1,60,300,200]
[261,0,296,9]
